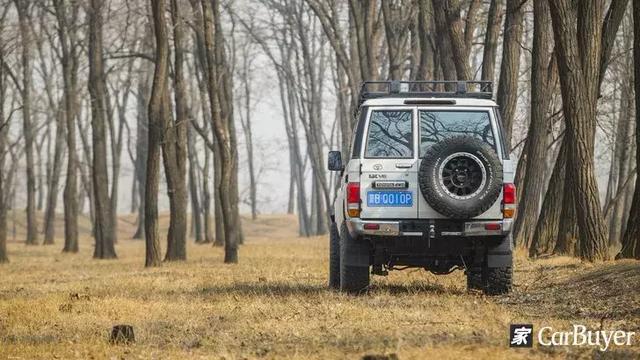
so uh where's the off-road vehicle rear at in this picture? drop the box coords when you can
[328,80,515,295]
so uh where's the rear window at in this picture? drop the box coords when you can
[365,110,413,158]
[419,110,495,155]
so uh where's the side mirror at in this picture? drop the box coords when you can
[327,151,343,171]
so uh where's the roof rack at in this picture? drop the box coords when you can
[358,80,493,107]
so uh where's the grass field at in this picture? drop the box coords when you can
[0,214,639,359]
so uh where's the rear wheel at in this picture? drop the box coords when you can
[339,223,370,294]
[328,222,340,290]
[484,266,512,295]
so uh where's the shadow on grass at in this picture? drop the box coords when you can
[197,281,326,297]
[368,281,465,296]
[194,280,464,298]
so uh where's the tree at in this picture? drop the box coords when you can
[235,39,258,220]
[14,0,38,245]
[481,0,503,82]
[619,0,640,260]
[496,0,525,148]
[145,0,170,267]
[440,0,481,81]
[53,0,80,253]
[0,5,10,263]
[163,0,189,261]
[548,0,609,261]
[200,0,239,263]
[513,0,554,249]
[88,0,117,259]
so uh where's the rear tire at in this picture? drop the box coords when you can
[339,223,370,294]
[328,222,340,290]
[466,266,484,291]
[484,266,512,295]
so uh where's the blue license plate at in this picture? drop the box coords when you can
[367,191,413,207]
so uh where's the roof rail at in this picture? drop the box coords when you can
[358,80,493,107]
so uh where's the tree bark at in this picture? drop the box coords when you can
[530,138,567,257]
[88,0,117,259]
[619,0,640,260]
[145,0,170,267]
[15,0,38,245]
[548,0,609,261]
[201,0,239,263]
[0,9,9,262]
[481,0,503,82]
[54,0,79,252]
[496,0,525,149]
[513,0,553,249]
[162,0,189,261]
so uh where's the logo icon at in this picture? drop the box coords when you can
[510,324,533,348]
[373,164,383,170]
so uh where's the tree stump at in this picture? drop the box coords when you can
[110,325,135,344]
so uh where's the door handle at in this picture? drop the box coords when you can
[395,163,412,169]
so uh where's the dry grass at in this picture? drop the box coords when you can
[0,213,639,359]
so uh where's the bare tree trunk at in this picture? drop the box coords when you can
[607,27,634,249]
[496,0,525,149]
[549,0,609,261]
[554,153,579,256]
[619,0,640,260]
[145,0,170,267]
[481,0,503,81]
[381,1,413,80]
[15,0,38,245]
[529,138,566,256]
[201,0,239,263]
[43,107,65,245]
[238,44,258,220]
[133,68,150,240]
[163,0,189,261]
[440,0,478,80]
[416,0,435,81]
[202,148,215,243]
[54,0,79,252]
[513,0,553,249]
[431,1,456,82]
[187,122,203,242]
[88,0,116,259]
[0,9,9,262]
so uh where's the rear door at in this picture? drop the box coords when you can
[416,107,504,219]
[359,107,419,219]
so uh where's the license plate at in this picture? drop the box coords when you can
[367,191,413,207]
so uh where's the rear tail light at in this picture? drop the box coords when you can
[502,183,516,218]
[346,182,361,217]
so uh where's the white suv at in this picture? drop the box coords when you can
[328,81,515,295]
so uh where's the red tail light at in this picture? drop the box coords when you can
[502,183,516,218]
[503,183,516,204]
[346,182,360,217]
[346,182,360,203]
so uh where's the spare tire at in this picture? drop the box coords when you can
[418,135,503,218]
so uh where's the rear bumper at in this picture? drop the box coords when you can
[346,218,512,238]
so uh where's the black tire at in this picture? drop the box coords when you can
[466,266,484,291]
[484,266,512,295]
[328,222,340,290]
[339,223,370,294]
[419,135,503,218]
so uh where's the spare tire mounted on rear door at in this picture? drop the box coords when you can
[418,135,503,218]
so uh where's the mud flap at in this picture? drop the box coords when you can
[486,234,513,268]
[341,235,370,267]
